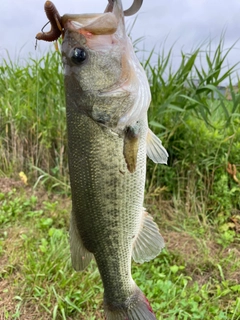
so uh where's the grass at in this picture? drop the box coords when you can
[0,51,67,185]
[0,182,239,319]
[0,37,240,319]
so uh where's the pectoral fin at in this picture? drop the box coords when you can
[123,126,140,173]
[70,213,93,271]
[132,209,165,263]
[146,129,168,164]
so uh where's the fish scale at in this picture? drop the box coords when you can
[67,112,147,302]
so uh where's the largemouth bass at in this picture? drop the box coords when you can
[36,1,168,319]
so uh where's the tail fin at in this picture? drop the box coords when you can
[104,286,157,320]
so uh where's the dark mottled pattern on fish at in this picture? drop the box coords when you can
[67,106,147,302]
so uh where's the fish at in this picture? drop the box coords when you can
[36,1,168,319]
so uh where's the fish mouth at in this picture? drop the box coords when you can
[61,0,143,36]
[61,13,118,36]
[36,1,143,42]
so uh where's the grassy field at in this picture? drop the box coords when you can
[0,39,240,319]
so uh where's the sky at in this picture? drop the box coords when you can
[1,0,240,83]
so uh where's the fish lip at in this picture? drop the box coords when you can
[61,1,125,37]
[61,16,89,31]
[62,13,104,26]
[62,19,83,32]
[62,13,118,36]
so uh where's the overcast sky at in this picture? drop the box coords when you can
[1,0,240,82]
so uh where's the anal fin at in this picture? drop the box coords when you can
[70,213,93,271]
[132,210,165,263]
[146,129,168,164]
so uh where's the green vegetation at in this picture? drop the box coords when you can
[0,38,240,319]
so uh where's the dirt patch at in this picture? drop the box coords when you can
[222,245,240,283]
[164,231,203,256]
[0,279,14,319]
[0,297,51,320]
[0,176,41,199]
[0,177,24,193]
[0,177,71,215]
[163,230,222,260]
[162,230,240,285]
[0,243,51,320]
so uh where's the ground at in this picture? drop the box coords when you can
[0,177,240,319]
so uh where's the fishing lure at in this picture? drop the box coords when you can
[36,1,62,43]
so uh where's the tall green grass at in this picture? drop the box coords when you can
[0,39,240,215]
[142,39,240,230]
[0,50,67,186]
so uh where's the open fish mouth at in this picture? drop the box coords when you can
[36,0,143,42]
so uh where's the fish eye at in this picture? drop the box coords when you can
[71,47,87,64]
